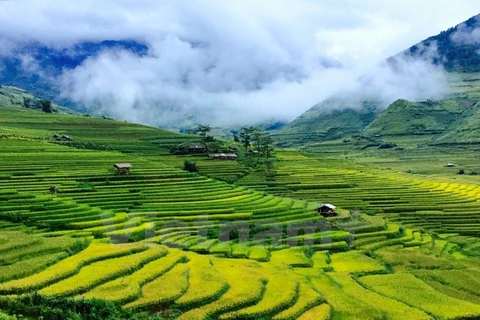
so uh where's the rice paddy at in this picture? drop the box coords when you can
[0,105,480,319]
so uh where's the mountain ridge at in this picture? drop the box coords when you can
[0,39,148,106]
[391,14,480,72]
[276,13,480,148]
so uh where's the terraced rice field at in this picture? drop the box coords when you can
[0,106,480,319]
[239,150,480,237]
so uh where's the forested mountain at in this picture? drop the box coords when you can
[278,14,480,147]
[1,14,480,144]
[0,40,148,105]
[392,14,480,72]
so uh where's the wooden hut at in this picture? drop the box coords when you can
[318,204,337,217]
[208,153,237,160]
[208,153,226,160]
[114,163,132,175]
[188,145,206,153]
[54,135,72,141]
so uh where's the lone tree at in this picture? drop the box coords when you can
[242,127,276,172]
[252,128,264,163]
[197,124,214,151]
[239,126,254,152]
[183,127,197,135]
[230,129,240,142]
[197,124,211,139]
[40,99,53,113]
[22,97,36,109]
[260,133,276,175]
[183,160,198,173]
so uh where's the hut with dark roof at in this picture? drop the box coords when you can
[114,163,132,175]
[188,145,206,153]
[318,203,337,217]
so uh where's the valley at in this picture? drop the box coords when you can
[0,100,479,319]
[1,9,480,320]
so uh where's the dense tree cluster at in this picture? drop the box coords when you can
[22,97,54,113]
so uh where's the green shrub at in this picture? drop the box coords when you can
[0,293,174,320]
[54,141,112,151]
[183,160,198,173]
[40,99,53,113]
[0,312,16,320]
[66,239,90,256]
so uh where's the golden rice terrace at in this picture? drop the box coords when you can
[0,106,480,319]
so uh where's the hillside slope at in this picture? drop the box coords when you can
[363,98,476,137]
[393,14,480,72]
[0,40,148,105]
[435,102,480,144]
[0,85,78,114]
[1,102,480,320]
[277,14,480,148]
[275,97,380,147]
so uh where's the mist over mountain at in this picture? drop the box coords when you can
[278,13,480,145]
[393,13,480,72]
[0,40,148,107]
[0,37,449,128]
[0,1,478,128]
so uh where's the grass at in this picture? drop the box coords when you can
[329,273,430,319]
[359,273,480,319]
[220,264,299,319]
[124,264,190,310]
[247,246,270,262]
[177,259,267,320]
[311,251,330,269]
[1,103,480,319]
[329,251,385,273]
[297,304,331,320]
[174,253,229,309]
[272,278,323,320]
[0,252,68,282]
[0,236,76,265]
[299,270,386,319]
[270,247,313,267]
[412,269,480,297]
[0,242,145,294]
[39,245,165,297]
[80,247,180,304]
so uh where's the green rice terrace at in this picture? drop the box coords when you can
[1,104,480,319]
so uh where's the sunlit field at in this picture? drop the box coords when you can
[0,106,479,319]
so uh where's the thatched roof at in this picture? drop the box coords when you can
[114,163,132,169]
[320,203,336,209]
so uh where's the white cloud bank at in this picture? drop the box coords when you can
[0,0,478,127]
[451,15,480,44]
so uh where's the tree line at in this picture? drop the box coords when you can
[197,124,276,174]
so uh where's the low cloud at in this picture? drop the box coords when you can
[451,16,480,45]
[0,0,474,127]
[0,39,17,57]
[60,42,449,127]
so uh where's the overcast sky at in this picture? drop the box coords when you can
[0,0,479,126]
